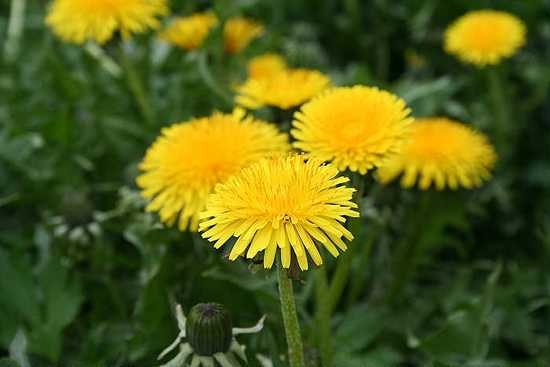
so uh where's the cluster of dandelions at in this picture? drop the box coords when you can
[42,2,524,366]
[45,0,265,55]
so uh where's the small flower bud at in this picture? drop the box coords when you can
[186,303,233,356]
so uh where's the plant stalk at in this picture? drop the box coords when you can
[85,43,122,78]
[487,67,510,154]
[314,267,332,367]
[387,192,432,303]
[118,46,155,127]
[277,265,305,367]
[325,173,365,313]
[196,51,234,108]
[346,230,377,307]
[4,0,26,63]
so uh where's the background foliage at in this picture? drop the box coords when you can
[1,0,549,366]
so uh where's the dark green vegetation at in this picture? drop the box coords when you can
[1,1,549,366]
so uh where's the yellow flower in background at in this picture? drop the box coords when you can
[444,10,526,66]
[45,0,168,45]
[200,155,359,271]
[159,12,218,51]
[247,53,287,79]
[292,86,413,174]
[224,17,264,54]
[377,117,497,190]
[236,69,331,110]
[136,110,289,231]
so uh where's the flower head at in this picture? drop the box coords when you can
[136,109,289,231]
[236,69,331,110]
[377,117,497,190]
[159,12,218,50]
[45,0,168,45]
[247,53,287,79]
[444,10,526,66]
[291,86,413,174]
[223,17,264,54]
[200,155,359,271]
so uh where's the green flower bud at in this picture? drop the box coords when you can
[186,303,233,356]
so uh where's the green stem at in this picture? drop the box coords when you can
[487,67,510,154]
[196,51,234,108]
[326,249,352,314]
[386,192,432,304]
[346,229,378,307]
[325,173,365,312]
[4,0,26,63]
[85,43,122,78]
[313,174,365,366]
[277,264,305,367]
[118,46,155,127]
[314,267,332,367]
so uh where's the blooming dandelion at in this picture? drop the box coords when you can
[377,117,497,190]
[247,53,287,79]
[236,69,331,110]
[224,17,264,54]
[292,86,413,174]
[444,10,526,66]
[136,109,289,231]
[159,12,218,51]
[199,154,359,271]
[45,0,169,45]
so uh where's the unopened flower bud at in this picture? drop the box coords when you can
[186,303,233,356]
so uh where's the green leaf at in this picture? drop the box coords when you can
[334,305,386,353]
[202,266,276,292]
[27,257,83,361]
[420,264,502,362]
[0,358,21,367]
[0,250,40,336]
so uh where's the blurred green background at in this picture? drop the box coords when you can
[1,0,549,366]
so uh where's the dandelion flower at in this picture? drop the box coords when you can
[377,117,497,190]
[136,109,289,231]
[224,17,264,54]
[247,53,287,79]
[236,69,331,110]
[292,86,413,174]
[45,0,168,45]
[199,155,360,271]
[159,12,218,51]
[444,10,526,66]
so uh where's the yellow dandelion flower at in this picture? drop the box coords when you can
[45,0,168,45]
[247,53,287,79]
[159,12,218,51]
[223,17,264,54]
[377,117,497,190]
[444,10,526,66]
[291,86,413,174]
[136,109,289,231]
[236,69,331,110]
[199,155,359,271]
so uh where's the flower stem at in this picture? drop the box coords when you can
[346,230,377,306]
[277,265,305,367]
[487,67,509,154]
[196,51,234,108]
[386,192,432,303]
[118,46,155,127]
[4,0,26,63]
[314,267,333,367]
[85,43,122,78]
[327,174,365,309]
